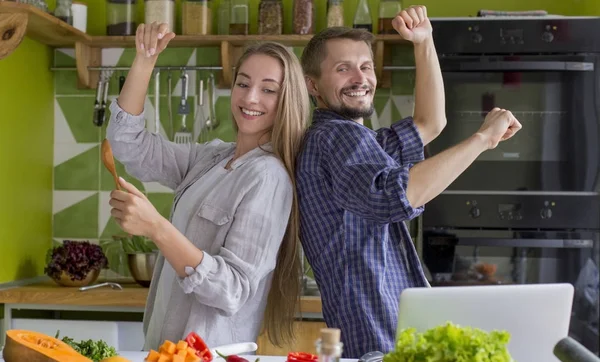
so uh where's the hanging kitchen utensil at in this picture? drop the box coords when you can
[118,72,126,93]
[93,73,106,127]
[154,69,160,134]
[101,138,121,190]
[167,71,174,140]
[174,70,193,144]
[193,78,207,142]
[99,72,111,126]
[205,73,220,131]
[177,70,190,115]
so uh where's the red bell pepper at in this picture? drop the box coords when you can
[287,352,318,362]
[185,332,213,362]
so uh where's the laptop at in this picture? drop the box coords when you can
[396,283,574,362]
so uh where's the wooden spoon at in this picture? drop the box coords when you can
[101,138,121,191]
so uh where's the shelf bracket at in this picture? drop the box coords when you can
[0,13,27,60]
[375,40,393,89]
[219,40,245,88]
[75,41,101,89]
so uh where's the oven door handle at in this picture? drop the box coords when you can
[443,61,595,72]
[456,237,594,248]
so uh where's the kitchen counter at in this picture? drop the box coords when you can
[0,280,322,312]
[0,280,323,346]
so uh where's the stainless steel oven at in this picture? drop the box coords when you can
[420,16,600,355]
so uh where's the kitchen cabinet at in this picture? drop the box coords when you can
[256,320,327,356]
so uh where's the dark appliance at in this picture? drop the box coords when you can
[421,17,600,355]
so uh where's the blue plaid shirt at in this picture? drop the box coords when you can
[296,109,430,358]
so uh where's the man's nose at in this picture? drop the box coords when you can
[350,68,367,85]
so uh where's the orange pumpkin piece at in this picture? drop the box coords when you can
[177,340,189,350]
[2,329,93,362]
[100,357,132,362]
[160,340,177,354]
[185,350,201,362]
[146,349,161,361]
[173,355,185,362]
[158,353,172,362]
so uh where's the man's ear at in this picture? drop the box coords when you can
[305,76,319,97]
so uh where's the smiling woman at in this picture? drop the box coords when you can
[104,21,310,353]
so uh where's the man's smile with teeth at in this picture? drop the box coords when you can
[241,107,265,116]
[344,90,369,97]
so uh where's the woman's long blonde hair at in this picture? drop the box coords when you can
[232,42,310,347]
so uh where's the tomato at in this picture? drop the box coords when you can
[185,332,213,362]
[287,352,318,362]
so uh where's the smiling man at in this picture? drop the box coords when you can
[296,5,522,358]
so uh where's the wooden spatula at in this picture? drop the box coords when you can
[101,138,121,191]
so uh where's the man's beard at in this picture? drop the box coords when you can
[327,85,375,121]
[330,102,374,121]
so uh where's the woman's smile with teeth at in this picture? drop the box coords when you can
[241,107,265,116]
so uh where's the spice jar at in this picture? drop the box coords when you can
[378,0,401,34]
[182,0,212,35]
[54,0,73,25]
[229,0,248,35]
[258,0,282,35]
[217,0,230,34]
[145,0,175,33]
[106,0,136,35]
[326,0,344,28]
[293,0,313,35]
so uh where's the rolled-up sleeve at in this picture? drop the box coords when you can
[176,164,293,316]
[106,100,205,190]
[375,117,424,165]
[322,120,424,224]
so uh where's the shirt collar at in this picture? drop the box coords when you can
[213,142,274,170]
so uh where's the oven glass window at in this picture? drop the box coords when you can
[426,68,599,192]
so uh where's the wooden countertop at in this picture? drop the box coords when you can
[0,280,322,313]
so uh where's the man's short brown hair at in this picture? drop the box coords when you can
[301,27,375,79]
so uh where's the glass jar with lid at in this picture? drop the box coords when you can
[107,0,136,35]
[378,0,401,34]
[182,0,212,35]
[229,0,248,35]
[352,0,372,32]
[326,0,344,28]
[258,0,282,35]
[292,0,313,34]
[145,0,175,33]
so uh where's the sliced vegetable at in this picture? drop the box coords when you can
[287,352,318,362]
[146,339,202,362]
[215,349,259,362]
[185,332,213,362]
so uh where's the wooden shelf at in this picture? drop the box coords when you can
[0,3,411,89]
[90,34,317,48]
[0,1,89,47]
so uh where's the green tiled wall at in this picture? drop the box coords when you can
[51,44,415,274]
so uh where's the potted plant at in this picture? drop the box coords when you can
[45,240,109,287]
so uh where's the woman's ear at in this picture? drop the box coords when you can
[305,76,319,97]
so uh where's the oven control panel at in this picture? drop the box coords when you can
[423,194,600,230]
[431,17,600,54]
